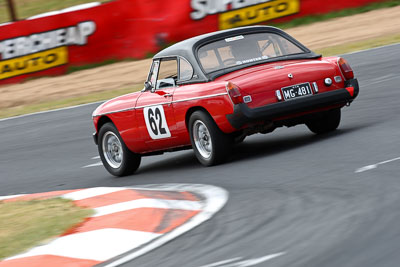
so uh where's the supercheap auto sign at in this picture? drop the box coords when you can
[190,0,300,29]
[0,0,384,85]
[0,21,95,80]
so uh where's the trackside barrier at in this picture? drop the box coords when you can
[0,0,386,85]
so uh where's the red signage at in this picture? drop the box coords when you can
[0,0,386,85]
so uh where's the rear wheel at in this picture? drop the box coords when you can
[98,123,141,177]
[306,108,341,134]
[189,111,233,166]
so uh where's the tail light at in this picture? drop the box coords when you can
[338,58,354,80]
[226,81,243,104]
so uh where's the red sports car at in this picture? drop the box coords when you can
[92,26,359,176]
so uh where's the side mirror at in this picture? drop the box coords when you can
[144,81,153,92]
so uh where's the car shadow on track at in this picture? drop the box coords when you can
[137,151,200,174]
[135,124,370,175]
[230,124,368,163]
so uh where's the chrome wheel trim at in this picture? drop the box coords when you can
[102,131,123,169]
[193,120,212,159]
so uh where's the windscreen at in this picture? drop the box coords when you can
[198,33,305,73]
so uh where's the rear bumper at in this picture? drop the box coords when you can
[227,78,359,129]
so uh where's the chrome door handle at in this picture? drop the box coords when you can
[163,93,173,98]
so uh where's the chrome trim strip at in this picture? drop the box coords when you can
[93,107,135,117]
[172,92,228,104]
[93,92,228,117]
[135,102,171,109]
[312,82,319,93]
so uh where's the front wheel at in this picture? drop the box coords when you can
[98,122,141,177]
[306,108,341,134]
[189,111,233,166]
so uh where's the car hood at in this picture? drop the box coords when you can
[93,91,141,117]
[216,59,338,94]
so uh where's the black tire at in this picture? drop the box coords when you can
[306,108,341,134]
[98,122,141,177]
[189,111,233,166]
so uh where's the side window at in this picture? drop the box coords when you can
[179,57,193,81]
[156,58,178,89]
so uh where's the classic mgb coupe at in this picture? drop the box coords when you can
[92,26,359,176]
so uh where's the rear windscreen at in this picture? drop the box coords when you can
[198,33,305,73]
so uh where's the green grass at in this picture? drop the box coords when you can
[1,35,400,120]
[0,0,110,23]
[1,0,400,118]
[1,0,399,259]
[0,84,142,119]
[272,0,400,29]
[0,198,93,259]
[2,33,400,119]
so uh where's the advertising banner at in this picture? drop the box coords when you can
[0,0,162,84]
[191,0,301,30]
[0,0,386,85]
[0,21,94,81]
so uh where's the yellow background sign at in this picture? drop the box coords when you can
[219,0,300,30]
[0,46,68,80]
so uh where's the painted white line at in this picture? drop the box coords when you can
[0,43,397,123]
[7,228,161,262]
[62,187,127,201]
[198,252,286,267]
[198,257,243,267]
[355,165,377,173]
[0,184,228,266]
[342,42,400,56]
[93,199,202,217]
[103,184,229,267]
[0,194,27,201]
[91,156,101,159]
[82,161,103,168]
[362,74,398,86]
[355,156,400,173]
[1,102,102,122]
[379,157,400,165]
[0,101,103,122]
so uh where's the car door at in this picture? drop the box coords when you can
[136,58,179,151]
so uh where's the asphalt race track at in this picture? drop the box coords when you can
[1,44,400,267]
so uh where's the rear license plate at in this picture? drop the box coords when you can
[281,82,313,100]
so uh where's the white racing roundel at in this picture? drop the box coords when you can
[143,105,171,140]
